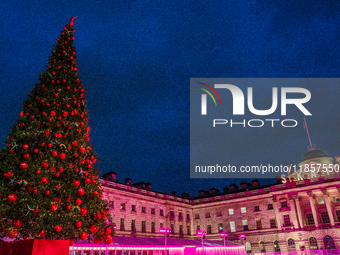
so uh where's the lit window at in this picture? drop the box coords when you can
[241,207,246,213]
[229,209,234,215]
[218,223,223,232]
[230,221,236,232]
[243,220,248,231]
[318,198,325,204]
[120,203,126,210]
[333,197,340,202]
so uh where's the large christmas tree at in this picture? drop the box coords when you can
[0,17,114,243]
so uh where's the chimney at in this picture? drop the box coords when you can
[199,190,206,197]
[251,180,260,187]
[181,193,190,198]
[171,191,177,196]
[145,183,152,190]
[102,171,117,182]
[125,178,131,185]
[229,184,238,191]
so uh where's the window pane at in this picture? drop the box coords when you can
[230,221,236,232]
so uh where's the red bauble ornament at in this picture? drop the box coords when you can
[92,179,96,184]
[45,190,50,195]
[80,232,87,240]
[55,172,60,177]
[50,204,58,212]
[35,170,41,175]
[74,168,79,173]
[66,205,71,210]
[77,188,85,196]
[8,229,17,238]
[13,219,22,228]
[59,167,65,173]
[19,162,28,169]
[48,143,53,147]
[51,151,58,157]
[23,153,30,160]
[99,194,103,199]
[50,111,56,116]
[7,194,17,203]
[72,141,78,147]
[59,153,66,159]
[40,142,45,147]
[75,199,82,205]
[93,212,101,221]
[74,153,79,157]
[34,148,39,153]
[62,111,68,117]
[45,130,50,135]
[106,228,112,234]
[9,150,14,154]
[37,229,46,238]
[73,180,80,187]
[75,221,82,228]
[40,177,48,185]
[80,207,87,216]
[4,172,13,178]
[54,225,62,232]
[105,235,113,244]
[85,178,91,184]
[79,147,85,153]
[90,225,98,233]
[93,238,100,244]
[93,191,98,196]
[22,144,29,150]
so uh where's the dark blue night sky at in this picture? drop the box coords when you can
[1,0,340,196]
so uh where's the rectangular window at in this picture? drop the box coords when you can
[256,220,262,230]
[321,211,330,223]
[336,210,340,222]
[218,223,223,232]
[160,209,164,216]
[216,211,222,217]
[160,223,163,228]
[205,212,211,218]
[151,208,155,215]
[131,220,136,232]
[283,215,291,226]
[109,201,114,209]
[243,220,248,231]
[179,212,183,221]
[254,206,260,212]
[151,222,155,233]
[268,204,273,210]
[207,225,212,234]
[229,209,234,215]
[170,211,175,219]
[333,196,340,202]
[195,214,200,219]
[186,213,190,221]
[179,225,183,235]
[120,218,125,231]
[281,201,288,208]
[142,207,146,213]
[187,225,191,235]
[131,205,136,212]
[120,203,126,210]
[241,207,246,213]
[141,221,146,233]
[270,219,277,228]
[196,225,200,230]
[318,198,325,204]
[171,223,174,233]
[230,221,236,232]
[307,213,315,225]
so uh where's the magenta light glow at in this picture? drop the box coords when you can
[159,227,171,234]
[239,234,246,238]
[196,230,206,236]
[219,232,227,237]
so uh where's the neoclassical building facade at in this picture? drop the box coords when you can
[101,149,340,253]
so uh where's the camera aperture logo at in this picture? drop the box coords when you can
[197,82,312,128]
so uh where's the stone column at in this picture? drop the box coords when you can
[294,194,304,229]
[288,194,299,228]
[272,196,282,230]
[322,189,335,226]
[307,191,319,227]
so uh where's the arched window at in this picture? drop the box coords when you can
[324,235,335,249]
[309,237,318,250]
[274,240,280,251]
[288,238,295,249]
[260,241,266,252]
[246,242,251,253]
